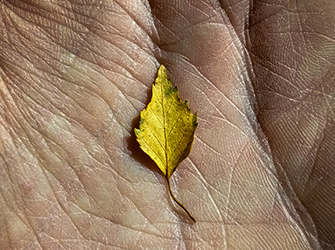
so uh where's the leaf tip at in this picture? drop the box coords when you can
[157,64,167,78]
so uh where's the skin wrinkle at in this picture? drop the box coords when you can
[0,142,37,236]
[6,66,100,127]
[250,1,334,248]
[6,0,155,85]
[251,54,305,93]
[113,193,173,241]
[2,65,164,248]
[185,65,246,118]
[186,157,226,224]
[174,168,220,210]
[224,140,246,216]
[2,0,333,248]
[301,124,334,194]
[187,156,228,198]
[5,69,131,184]
[13,0,167,248]
[3,41,145,144]
[182,66,248,137]
[260,92,321,132]
[3,150,50,250]
[4,67,107,145]
[193,131,225,158]
[50,177,170,248]
[113,1,154,38]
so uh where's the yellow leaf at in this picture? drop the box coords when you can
[135,65,198,222]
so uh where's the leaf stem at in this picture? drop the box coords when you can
[166,177,197,222]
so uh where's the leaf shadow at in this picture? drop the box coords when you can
[127,86,162,176]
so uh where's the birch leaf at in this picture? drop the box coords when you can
[134,65,198,222]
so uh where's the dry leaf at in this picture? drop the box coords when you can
[135,65,198,222]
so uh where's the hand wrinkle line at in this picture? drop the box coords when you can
[0,153,41,243]
[6,67,129,179]
[187,157,225,223]
[115,185,172,240]
[3,73,128,225]
[300,127,331,194]
[170,6,192,28]
[193,0,214,16]
[2,29,126,124]
[292,2,308,46]
[0,74,57,170]
[92,147,148,186]
[316,89,335,115]
[3,46,112,125]
[251,146,278,183]
[86,64,148,114]
[250,7,283,28]
[225,141,248,216]
[0,76,43,171]
[174,203,214,248]
[100,73,138,114]
[287,12,307,61]
[45,199,134,249]
[154,18,180,44]
[3,22,60,77]
[3,201,14,249]
[178,12,222,34]
[37,161,153,248]
[5,0,88,32]
[170,176,225,247]
[5,2,93,52]
[255,101,299,130]
[3,28,145,99]
[9,0,152,78]
[277,189,315,247]
[7,3,152,86]
[264,89,299,103]
[251,55,303,92]
[308,40,329,73]
[196,136,224,158]
[8,57,135,142]
[110,196,169,241]
[221,0,246,9]
[0,112,70,250]
[5,64,104,139]
[209,112,247,137]
[213,8,246,71]
[173,167,215,206]
[197,116,215,126]
[191,83,247,137]
[183,64,246,120]
[260,88,331,133]
[188,157,227,197]
[80,27,154,70]
[305,36,335,66]
[113,1,155,44]
[107,149,138,177]
[312,30,335,44]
